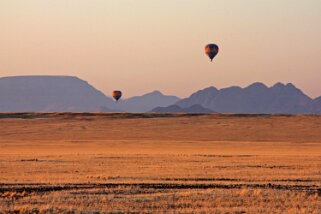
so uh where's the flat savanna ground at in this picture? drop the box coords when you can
[0,113,320,213]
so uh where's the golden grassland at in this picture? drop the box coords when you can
[0,113,320,213]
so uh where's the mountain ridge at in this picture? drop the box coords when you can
[176,82,315,114]
[111,90,180,112]
[0,76,114,112]
[0,76,180,112]
[0,76,320,114]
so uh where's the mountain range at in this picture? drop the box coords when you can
[176,82,316,114]
[0,76,320,114]
[109,90,179,113]
[0,76,178,113]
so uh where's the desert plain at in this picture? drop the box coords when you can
[0,113,320,213]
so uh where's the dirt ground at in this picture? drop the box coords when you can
[0,113,320,213]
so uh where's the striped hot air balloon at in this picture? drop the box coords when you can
[205,43,219,62]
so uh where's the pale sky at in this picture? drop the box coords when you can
[1,0,321,98]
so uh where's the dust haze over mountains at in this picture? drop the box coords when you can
[0,76,320,114]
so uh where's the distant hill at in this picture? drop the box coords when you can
[176,82,316,114]
[115,90,180,112]
[0,76,114,112]
[150,104,214,113]
[308,96,321,114]
[0,76,180,113]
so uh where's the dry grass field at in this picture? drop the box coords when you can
[0,113,320,213]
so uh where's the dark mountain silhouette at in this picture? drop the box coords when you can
[0,76,115,112]
[176,82,315,114]
[114,90,180,112]
[150,104,214,113]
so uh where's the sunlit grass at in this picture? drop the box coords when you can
[0,113,320,212]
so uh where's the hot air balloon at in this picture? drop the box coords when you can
[112,90,122,101]
[205,43,219,62]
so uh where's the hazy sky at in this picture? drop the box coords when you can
[1,0,321,98]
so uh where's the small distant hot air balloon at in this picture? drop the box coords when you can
[205,43,219,62]
[112,90,122,101]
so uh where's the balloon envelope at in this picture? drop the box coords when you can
[205,44,219,61]
[112,90,122,101]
